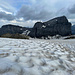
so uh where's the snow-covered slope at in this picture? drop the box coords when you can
[0,38,75,75]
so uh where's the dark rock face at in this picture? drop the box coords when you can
[29,16,72,38]
[0,24,32,36]
[0,16,72,38]
[71,25,75,35]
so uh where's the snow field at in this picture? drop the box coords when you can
[0,38,75,75]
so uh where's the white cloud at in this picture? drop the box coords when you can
[0,19,37,28]
[0,8,12,14]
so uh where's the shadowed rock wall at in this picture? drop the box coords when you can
[29,16,71,38]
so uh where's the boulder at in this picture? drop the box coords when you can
[29,16,72,38]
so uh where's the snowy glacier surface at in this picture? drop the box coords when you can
[0,38,75,75]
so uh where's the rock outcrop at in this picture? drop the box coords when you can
[0,24,32,36]
[29,16,72,38]
[0,16,72,38]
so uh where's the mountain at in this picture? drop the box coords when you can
[0,16,72,38]
[71,25,75,35]
[29,16,72,38]
[0,24,32,36]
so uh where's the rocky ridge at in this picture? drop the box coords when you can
[0,24,32,36]
[29,16,71,38]
[0,16,72,38]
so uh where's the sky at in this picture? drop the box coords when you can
[0,0,75,27]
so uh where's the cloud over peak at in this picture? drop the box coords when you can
[16,5,52,21]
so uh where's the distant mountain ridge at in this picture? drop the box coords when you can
[71,25,75,34]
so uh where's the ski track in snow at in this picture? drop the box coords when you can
[0,38,75,75]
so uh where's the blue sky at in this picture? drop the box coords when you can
[0,0,75,27]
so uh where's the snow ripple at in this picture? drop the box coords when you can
[0,38,75,75]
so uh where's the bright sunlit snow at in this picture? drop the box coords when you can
[0,38,75,75]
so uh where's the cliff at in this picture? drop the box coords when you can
[29,16,71,38]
